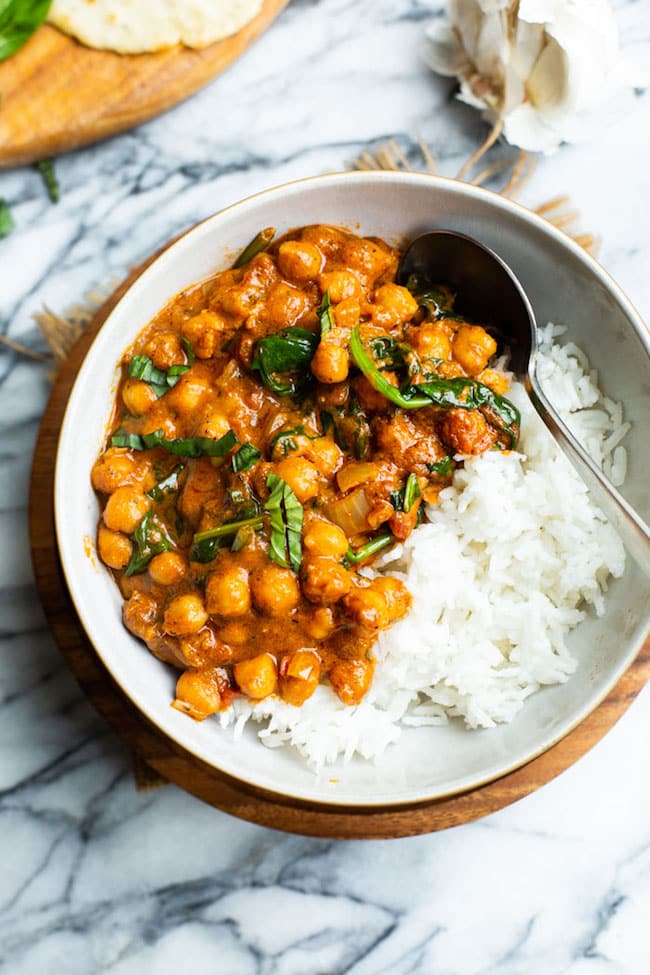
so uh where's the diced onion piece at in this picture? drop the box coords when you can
[325,488,371,536]
[336,462,379,494]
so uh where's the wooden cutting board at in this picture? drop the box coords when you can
[0,0,289,168]
[28,245,650,838]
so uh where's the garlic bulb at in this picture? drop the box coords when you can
[425,0,633,153]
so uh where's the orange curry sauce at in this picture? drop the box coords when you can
[92,225,515,721]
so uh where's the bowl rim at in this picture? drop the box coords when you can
[54,170,650,809]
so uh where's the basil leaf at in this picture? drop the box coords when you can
[0,0,52,62]
[128,354,190,396]
[427,456,454,478]
[34,158,59,203]
[231,443,261,473]
[147,464,184,501]
[264,473,303,573]
[166,364,190,387]
[251,327,319,396]
[0,199,14,238]
[111,428,238,458]
[345,533,393,566]
[233,227,275,269]
[125,510,172,576]
[317,290,335,336]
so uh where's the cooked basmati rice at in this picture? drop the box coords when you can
[219,327,627,767]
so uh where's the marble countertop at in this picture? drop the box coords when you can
[1,1,649,972]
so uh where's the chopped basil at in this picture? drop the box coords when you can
[251,327,319,396]
[181,337,195,365]
[427,456,454,478]
[190,536,221,564]
[191,513,264,563]
[231,443,262,473]
[264,473,303,573]
[0,0,53,63]
[111,428,238,458]
[34,158,59,203]
[0,200,14,238]
[317,290,335,336]
[127,354,189,398]
[147,464,184,501]
[125,511,172,576]
[233,227,275,269]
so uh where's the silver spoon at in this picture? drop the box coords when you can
[398,230,650,577]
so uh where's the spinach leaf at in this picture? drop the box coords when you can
[34,158,59,202]
[111,428,238,458]
[147,464,184,502]
[0,199,13,238]
[427,456,454,478]
[406,274,459,321]
[251,327,319,396]
[344,533,393,566]
[125,511,172,576]
[264,473,303,573]
[231,443,261,473]
[233,227,275,268]
[350,326,520,448]
[0,0,52,62]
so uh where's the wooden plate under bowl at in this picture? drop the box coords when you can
[0,0,289,168]
[29,248,650,839]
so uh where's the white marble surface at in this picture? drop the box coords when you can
[1,1,649,972]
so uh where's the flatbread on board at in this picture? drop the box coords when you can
[47,0,264,54]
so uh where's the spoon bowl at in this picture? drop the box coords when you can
[398,229,650,576]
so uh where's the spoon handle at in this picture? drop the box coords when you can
[527,372,650,578]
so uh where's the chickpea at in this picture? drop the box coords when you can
[329,657,374,706]
[311,340,349,384]
[301,225,347,258]
[103,486,150,534]
[333,298,360,330]
[277,240,323,282]
[410,323,452,361]
[370,577,411,622]
[279,650,321,706]
[303,518,349,559]
[478,367,510,396]
[91,449,140,494]
[145,330,185,370]
[303,606,336,640]
[318,270,362,303]
[121,378,158,416]
[307,437,343,478]
[205,565,251,617]
[182,310,227,360]
[353,375,393,412]
[218,622,250,646]
[166,373,210,416]
[194,406,231,441]
[438,408,496,455]
[234,653,278,699]
[163,592,208,636]
[452,325,497,376]
[97,524,132,570]
[251,564,300,617]
[173,668,222,720]
[274,456,320,503]
[371,284,419,329]
[341,237,395,283]
[179,628,230,669]
[342,587,390,629]
[301,557,352,605]
[266,282,312,329]
[140,410,178,440]
[149,551,187,586]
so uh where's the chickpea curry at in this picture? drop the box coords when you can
[92,225,520,722]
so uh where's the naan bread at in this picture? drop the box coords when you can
[47,0,264,54]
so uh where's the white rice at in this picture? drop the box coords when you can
[219,325,627,767]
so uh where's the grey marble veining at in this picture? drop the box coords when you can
[1,1,649,972]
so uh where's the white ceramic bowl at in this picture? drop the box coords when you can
[55,172,650,808]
